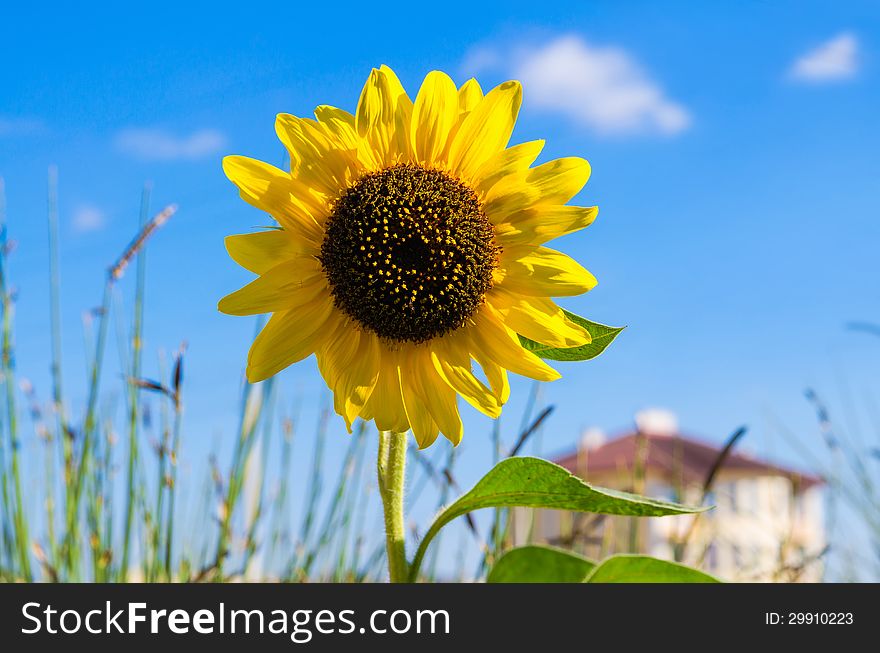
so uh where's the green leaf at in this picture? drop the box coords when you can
[585,555,721,583]
[488,545,596,583]
[518,309,624,361]
[408,457,703,582]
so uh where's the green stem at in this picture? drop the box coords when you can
[46,165,64,568]
[63,278,112,578]
[120,183,151,581]
[150,356,170,582]
[0,181,31,581]
[164,396,184,579]
[378,430,408,583]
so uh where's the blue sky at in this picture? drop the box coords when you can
[1,1,879,577]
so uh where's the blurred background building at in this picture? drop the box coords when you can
[512,409,826,582]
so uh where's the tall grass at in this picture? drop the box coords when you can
[0,176,31,580]
[0,171,500,583]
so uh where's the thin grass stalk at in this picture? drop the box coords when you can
[86,417,114,581]
[490,420,503,556]
[120,183,151,580]
[0,428,8,575]
[136,466,152,581]
[215,385,259,575]
[214,383,254,575]
[0,178,31,581]
[484,382,540,573]
[404,444,437,509]
[45,166,66,568]
[497,405,555,553]
[241,376,276,578]
[347,440,376,580]
[95,420,109,581]
[62,279,112,578]
[161,391,185,578]
[148,355,171,581]
[162,403,183,578]
[333,426,370,581]
[807,388,878,512]
[628,428,648,553]
[358,540,389,583]
[483,400,554,574]
[189,462,216,578]
[163,346,186,579]
[301,421,364,577]
[268,414,295,577]
[425,446,457,581]
[85,451,101,581]
[102,419,114,580]
[0,177,13,574]
[679,425,748,562]
[38,408,57,573]
[214,361,270,577]
[290,406,328,576]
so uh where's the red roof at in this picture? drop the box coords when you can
[553,432,823,491]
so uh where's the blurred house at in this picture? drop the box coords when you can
[511,409,825,582]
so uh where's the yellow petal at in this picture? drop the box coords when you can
[222,155,324,241]
[361,352,410,434]
[458,78,483,115]
[397,349,440,448]
[275,113,353,197]
[430,336,502,418]
[471,348,511,405]
[483,157,591,219]
[316,323,381,431]
[440,79,484,160]
[489,290,591,348]
[499,246,598,297]
[495,205,598,246]
[472,140,545,196]
[526,156,591,204]
[218,257,323,316]
[246,297,335,382]
[448,80,522,181]
[356,67,412,169]
[469,305,560,382]
[355,69,389,168]
[410,70,459,165]
[420,365,463,446]
[379,65,414,162]
[224,230,305,274]
[314,105,358,150]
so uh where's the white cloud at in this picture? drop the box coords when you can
[460,45,503,76]
[464,35,691,136]
[789,32,858,82]
[115,127,226,161]
[0,117,44,137]
[72,205,106,233]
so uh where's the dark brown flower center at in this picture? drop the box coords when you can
[319,164,499,343]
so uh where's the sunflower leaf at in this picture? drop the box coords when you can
[487,545,596,583]
[408,456,704,582]
[518,310,625,361]
[584,554,722,583]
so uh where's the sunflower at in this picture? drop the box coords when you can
[219,65,598,448]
